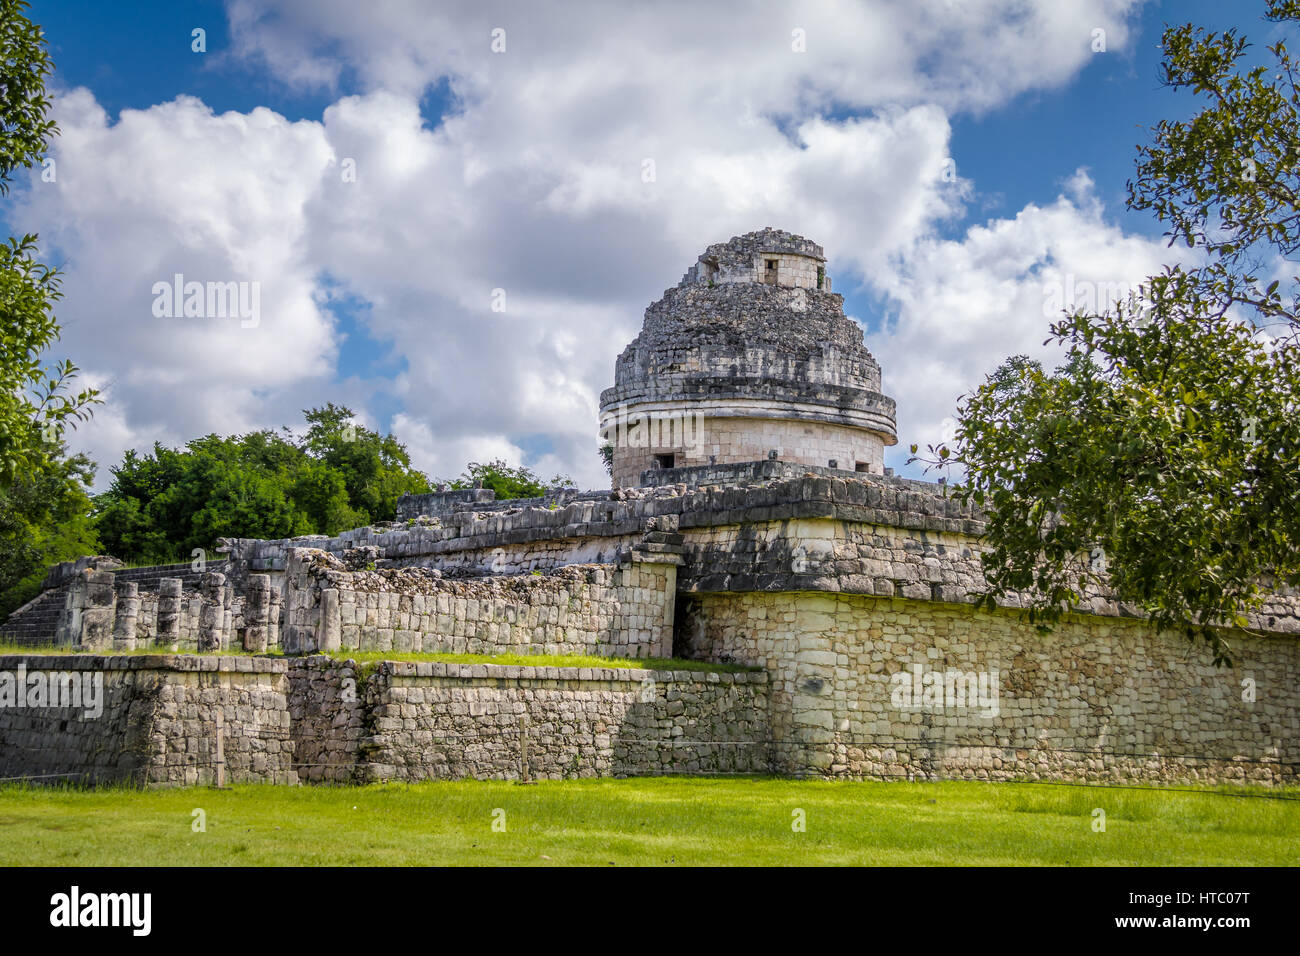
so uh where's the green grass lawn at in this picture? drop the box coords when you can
[316,650,757,671]
[1,777,1295,866]
[0,644,754,673]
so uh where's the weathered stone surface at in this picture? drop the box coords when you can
[0,655,296,787]
[242,573,271,652]
[281,545,680,659]
[678,591,1298,786]
[286,657,769,782]
[597,230,896,487]
[112,581,139,651]
[197,572,227,652]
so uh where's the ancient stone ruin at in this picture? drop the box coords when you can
[599,227,897,487]
[2,229,1296,788]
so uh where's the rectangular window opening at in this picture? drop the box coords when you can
[654,453,675,469]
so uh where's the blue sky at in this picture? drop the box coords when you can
[7,0,1287,488]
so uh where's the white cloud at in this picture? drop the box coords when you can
[225,0,1141,114]
[870,171,1179,474]
[10,89,340,477]
[392,413,528,483]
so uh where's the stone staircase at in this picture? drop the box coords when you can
[0,586,69,646]
[112,560,225,592]
[0,560,228,647]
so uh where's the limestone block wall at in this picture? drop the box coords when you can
[687,228,827,287]
[223,495,659,581]
[395,486,582,522]
[228,475,868,589]
[687,251,827,288]
[677,592,1299,785]
[755,252,824,288]
[284,659,769,783]
[2,654,767,787]
[281,548,680,659]
[287,656,366,783]
[0,655,297,786]
[220,472,1300,635]
[674,509,1300,634]
[613,416,887,488]
[606,340,885,396]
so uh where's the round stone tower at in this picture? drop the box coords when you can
[599,227,897,488]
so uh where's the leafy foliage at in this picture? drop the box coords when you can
[0,3,99,488]
[446,459,575,500]
[300,403,432,520]
[915,1,1300,663]
[0,0,101,615]
[93,407,432,563]
[0,439,99,618]
[0,0,56,197]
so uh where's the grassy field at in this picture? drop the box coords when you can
[314,650,757,671]
[1,777,1296,866]
[0,644,754,673]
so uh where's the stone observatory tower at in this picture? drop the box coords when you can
[599,227,897,488]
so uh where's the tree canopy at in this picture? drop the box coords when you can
[93,406,432,563]
[917,1,1300,664]
[0,0,100,489]
[0,438,98,617]
[0,1,102,617]
[446,459,575,500]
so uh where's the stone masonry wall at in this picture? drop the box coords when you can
[677,592,1298,785]
[2,654,766,787]
[281,548,680,659]
[611,416,886,488]
[674,509,1300,635]
[691,227,826,286]
[221,471,1300,634]
[0,655,296,786]
[287,656,366,783]
[285,659,769,783]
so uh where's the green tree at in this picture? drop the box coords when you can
[0,439,98,617]
[447,459,575,500]
[300,403,430,522]
[0,1,102,617]
[292,459,364,536]
[0,0,56,193]
[95,436,311,563]
[0,0,99,487]
[918,1,1300,663]
[93,408,432,564]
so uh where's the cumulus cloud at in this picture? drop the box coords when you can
[870,171,1178,472]
[300,89,967,490]
[225,0,1140,113]
[8,89,339,475]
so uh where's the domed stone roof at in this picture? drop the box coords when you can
[602,229,895,425]
[598,229,897,487]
